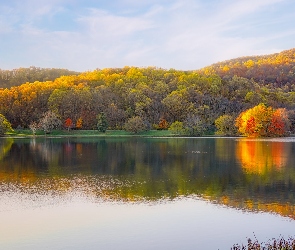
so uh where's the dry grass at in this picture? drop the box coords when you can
[232,236,295,250]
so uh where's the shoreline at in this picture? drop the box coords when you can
[2,129,294,139]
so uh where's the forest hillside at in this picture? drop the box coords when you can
[199,48,295,90]
[0,48,295,135]
[0,66,79,88]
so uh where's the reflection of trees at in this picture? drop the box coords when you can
[32,138,59,162]
[0,138,13,161]
[236,140,290,174]
[211,195,295,220]
[1,138,295,219]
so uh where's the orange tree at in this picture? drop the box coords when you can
[158,118,169,130]
[64,118,73,131]
[235,104,290,137]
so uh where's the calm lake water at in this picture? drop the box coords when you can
[1,137,295,249]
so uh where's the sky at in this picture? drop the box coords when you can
[0,0,294,72]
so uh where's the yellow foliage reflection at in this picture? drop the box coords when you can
[0,138,13,161]
[216,196,295,220]
[236,140,289,174]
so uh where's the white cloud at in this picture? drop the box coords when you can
[0,0,294,71]
[77,9,153,38]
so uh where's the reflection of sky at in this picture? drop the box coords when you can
[1,138,295,249]
[1,194,295,250]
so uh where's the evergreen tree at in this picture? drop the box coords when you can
[97,112,108,133]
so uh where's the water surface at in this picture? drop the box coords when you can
[1,137,295,249]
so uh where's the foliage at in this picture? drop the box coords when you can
[124,116,147,133]
[96,112,108,133]
[268,108,290,136]
[158,118,169,130]
[235,104,290,137]
[183,114,206,136]
[0,66,79,88]
[215,114,237,136]
[287,110,295,134]
[1,49,295,135]
[39,111,62,134]
[29,121,39,136]
[200,48,295,90]
[76,118,83,129]
[64,118,73,131]
[0,114,13,135]
[168,121,185,135]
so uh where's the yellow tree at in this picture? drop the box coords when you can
[0,114,13,135]
[76,118,83,129]
[235,104,290,137]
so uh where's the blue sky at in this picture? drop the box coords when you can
[0,0,294,71]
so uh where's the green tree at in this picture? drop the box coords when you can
[168,121,185,135]
[215,115,237,136]
[162,89,192,122]
[184,114,205,136]
[0,114,13,136]
[97,112,108,133]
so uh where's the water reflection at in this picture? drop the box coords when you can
[1,137,295,219]
[0,138,13,161]
[236,139,291,174]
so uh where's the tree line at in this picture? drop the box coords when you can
[0,49,295,136]
[0,66,79,89]
[199,48,295,90]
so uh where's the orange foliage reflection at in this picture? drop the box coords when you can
[216,195,295,220]
[236,140,289,174]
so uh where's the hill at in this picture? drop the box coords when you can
[0,66,80,88]
[0,49,295,135]
[198,48,295,90]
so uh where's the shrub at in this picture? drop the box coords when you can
[29,121,39,136]
[124,116,147,133]
[76,117,83,129]
[215,114,237,136]
[168,121,185,135]
[232,236,295,250]
[97,112,108,133]
[0,114,13,136]
[158,118,169,130]
[39,111,62,134]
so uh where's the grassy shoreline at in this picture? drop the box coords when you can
[4,129,179,138]
[4,129,295,138]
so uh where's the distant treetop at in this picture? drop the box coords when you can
[0,66,80,88]
[197,48,295,88]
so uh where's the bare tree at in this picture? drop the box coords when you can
[39,111,62,134]
[29,121,39,136]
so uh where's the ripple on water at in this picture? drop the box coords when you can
[0,176,178,212]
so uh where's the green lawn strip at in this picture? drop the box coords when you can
[5,129,176,138]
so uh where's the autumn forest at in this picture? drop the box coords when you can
[1,48,295,137]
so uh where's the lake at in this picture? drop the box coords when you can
[1,137,295,249]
